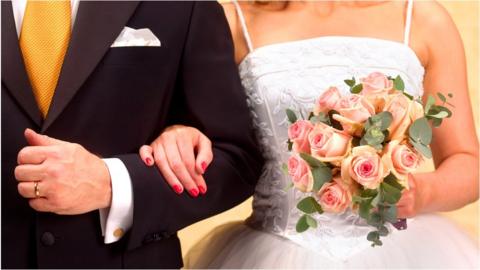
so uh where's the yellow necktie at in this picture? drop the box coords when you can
[20,0,71,118]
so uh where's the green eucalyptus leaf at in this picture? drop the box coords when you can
[299,153,326,168]
[288,140,293,151]
[297,196,323,214]
[286,109,298,123]
[431,118,443,128]
[424,95,436,116]
[328,110,344,130]
[409,117,432,145]
[351,84,363,94]
[394,75,405,91]
[383,174,405,191]
[437,92,447,103]
[281,163,289,175]
[312,166,333,192]
[403,92,414,100]
[360,188,378,198]
[410,139,433,159]
[384,206,398,223]
[352,195,366,204]
[371,191,382,207]
[367,212,383,227]
[305,215,318,228]
[364,127,385,146]
[429,111,449,119]
[367,112,393,131]
[344,78,356,87]
[359,201,373,219]
[296,215,310,233]
[311,112,330,125]
[381,182,402,204]
[436,105,452,117]
[378,225,389,236]
[367,231,380,242]
[371,144,383,151]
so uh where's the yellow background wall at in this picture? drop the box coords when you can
[179,0,480,258]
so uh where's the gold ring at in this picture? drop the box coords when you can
[34,182,40,198]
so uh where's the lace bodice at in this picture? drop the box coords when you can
[240,36,425,260]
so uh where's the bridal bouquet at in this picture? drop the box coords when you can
[284,72,453,246]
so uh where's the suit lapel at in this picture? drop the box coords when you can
[42,1,140,132]
[1,1,43,126]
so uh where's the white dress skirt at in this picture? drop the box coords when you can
[186,214,479,268]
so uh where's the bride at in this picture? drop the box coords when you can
[140,0,479,268]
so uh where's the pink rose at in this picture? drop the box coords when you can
[288,155,314,192]
[288,120,314,153]
[314,87,342,115]
[341,146,389,189]
[383,94,424,140]
[382,140,421,187]
[316,177,352,213]
[309,123,352,164]
[332,95,375,136]
[361,72,393,96]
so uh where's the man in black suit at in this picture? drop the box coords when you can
[2,1,263,268]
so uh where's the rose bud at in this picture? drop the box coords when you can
[288,155,314,192]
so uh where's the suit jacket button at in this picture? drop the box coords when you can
[41,232,55,246]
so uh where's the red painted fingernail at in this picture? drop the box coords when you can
[189,188,199,197]
[173,185,183,194]
[145,158,152,166]
[199,186,207,195]
[201,162,208,173]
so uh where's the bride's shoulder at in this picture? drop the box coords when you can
[412,1,459,40]
[411,1,462,63]
[218,1,252,64]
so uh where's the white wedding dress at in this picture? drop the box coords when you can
[186,1,479,268]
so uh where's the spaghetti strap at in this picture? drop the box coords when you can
[233,0,254,52]
[404,0,414,45]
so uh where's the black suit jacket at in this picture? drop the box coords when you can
[1,1,263,268]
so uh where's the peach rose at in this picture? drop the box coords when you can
[287,155,314,192]
[360,72,393,112]
[382,140,421,187]
[383,94,424,140]
[332,95,375,136]
[316,177,352,213]
[314,87,342,115]
[341,146,389,189]
[361,72,393,96]
[309,123,352,164]
[288,120,314,153]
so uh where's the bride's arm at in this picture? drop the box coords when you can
[398,2,479,217]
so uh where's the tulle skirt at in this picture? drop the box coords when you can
[185,214,479,269]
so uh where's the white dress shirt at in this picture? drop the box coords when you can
[11,0,134,244]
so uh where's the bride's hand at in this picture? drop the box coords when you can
[139,125,213,197]
[396,175,422,218]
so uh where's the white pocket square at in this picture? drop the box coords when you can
[111,27,161,47]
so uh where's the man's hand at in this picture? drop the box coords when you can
[15,129,112,215]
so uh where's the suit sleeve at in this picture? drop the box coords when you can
[116,2,264,251]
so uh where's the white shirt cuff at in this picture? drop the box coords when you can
[99,158,134,244]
